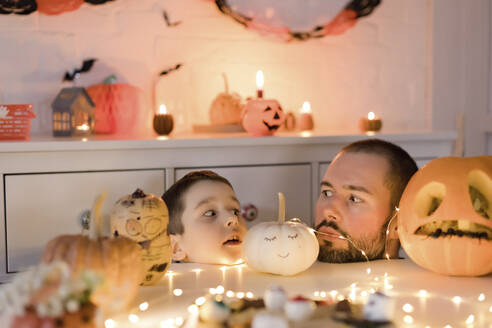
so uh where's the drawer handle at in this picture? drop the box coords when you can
[241,204,258,222]
[79,209,91,230]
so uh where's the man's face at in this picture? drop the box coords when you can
[176,180,247,265]
[315,151,392,262]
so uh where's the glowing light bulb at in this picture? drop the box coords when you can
[209,288,217,295]
[173,289,183,296]
[139,302,149,311]
[402,303,414,313]
[452,296,462,305]
[403,315,414,324]
[195,297,206,306]
[466,314,474,324]
[188,304,199,314]
[330,290,338,297]
[226,291,235,298]
[478,293,485,301]
[160,319,174,328]
[444,325,452,328]
[215,285,225,294]
[366,268,371,274]
[418,289,428,297]
[314,291,320,297]
[320,291,327,298]
[105,319,116,328]
[246,292,254,298]
[128,314,139,323]
[236,292,245,299]
[175,317,184,326]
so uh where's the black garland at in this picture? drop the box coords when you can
[163,10,181,27]
[63,59,97,82]
[84,0,115,4]
[214,0,382,41]
[159,63,183,76]
[0,0,36,15]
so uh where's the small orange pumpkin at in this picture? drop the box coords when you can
[209,73,243,125]
[241,99,285,136]
[42,194,143,314]
[86,75,144,135]
[398,156,492,276]
[37,0,84,15]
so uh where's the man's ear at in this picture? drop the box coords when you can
[385,213,400,259]
[170,234,187,262]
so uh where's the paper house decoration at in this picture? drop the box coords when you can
[52,87,95,137]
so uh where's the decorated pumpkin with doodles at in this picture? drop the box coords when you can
[110,189,172,285]
[243,192,319,275]
[398,156,492,276]
[242,99,285,136]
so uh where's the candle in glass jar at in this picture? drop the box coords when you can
[298,101,314,131]
[359,112,382,133]
[153,104,174,136]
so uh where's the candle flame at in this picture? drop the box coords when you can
[76,123,89,131]
[367,112,375,120]
[159,104,167,114]
[301,101,312,114]
[256,70,264,89]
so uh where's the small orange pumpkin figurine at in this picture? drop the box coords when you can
[37,0,84,15]
[209,73,243,125]
[42,193,143,314]
[242,99,285,136]
[398,156,492,276]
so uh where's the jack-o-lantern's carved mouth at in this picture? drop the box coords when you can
[263,120,280,131]
[415,221,491,240]
[277,252,290,258]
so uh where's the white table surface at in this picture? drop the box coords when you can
[111,259,491,328]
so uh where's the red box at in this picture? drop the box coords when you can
[0,104,36,140]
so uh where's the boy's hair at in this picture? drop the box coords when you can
[162,170,234,235]
[340,139,418,213]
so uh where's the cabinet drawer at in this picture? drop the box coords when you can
[175,164,312,227]
[5,170,165,273]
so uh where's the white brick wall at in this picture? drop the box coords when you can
[0,0,430,136]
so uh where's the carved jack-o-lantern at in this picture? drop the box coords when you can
[110,189,172,285]
[398,156,492,276]
[243,193,319,276]
[242,99,285,136]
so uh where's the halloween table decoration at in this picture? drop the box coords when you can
[36,0,84,15]
[0,104,36,140]
[242,100,285,137]
[153,104,174,136]
[0,261,102,328]
[398,156,492,276]
[110,188,172,285]
[209,73,243,125]
[52,88,95,137]
[42,193,143,314]
[359,111,382,133]
[86,75,143,135]
[298,101,314,131]
[243,192,319,275]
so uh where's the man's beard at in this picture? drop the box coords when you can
[315,220,386,263]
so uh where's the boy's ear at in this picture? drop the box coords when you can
[385,213,400,259]
[170,235,187,262]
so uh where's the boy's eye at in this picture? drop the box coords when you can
[233,209,240,216]
[349,195,363,204]
[264,236,277,242]
[322,189,334,197]
[203,210,217,217]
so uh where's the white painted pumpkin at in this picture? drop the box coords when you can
[110,188,172,285]
[243,192,319,276]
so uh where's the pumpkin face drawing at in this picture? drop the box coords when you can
[243,193,319,275]
[398,156,492,276]
[242,99,285,136]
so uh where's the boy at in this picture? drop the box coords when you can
[162,170,247,265]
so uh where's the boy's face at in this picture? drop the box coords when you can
[315,151,392,262]
[173,180,247,265]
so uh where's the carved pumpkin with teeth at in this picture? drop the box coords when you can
[243,192,319,275]
[242,99,285,136]
[398,156,492,276]
[110,189,172,285]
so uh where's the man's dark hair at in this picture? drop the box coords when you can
[340,139,418,213]
[162,170,233,235]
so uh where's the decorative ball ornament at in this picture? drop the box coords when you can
[242,100,285,137]
[398,156,492,277]
[209,73,243,125]
[36,0,84,15]
[110,189,172,285]
[243,192,319,276]
[42,193,143,314]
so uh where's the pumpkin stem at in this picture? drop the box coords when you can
[89,192,107,239]
[278,192,285,223]
[221,72,229,94]
[103,75,117,84]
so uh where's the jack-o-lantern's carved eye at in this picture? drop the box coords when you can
[414,182,446,217]
[264,106,272,112]
[264,236,277,242]
[288,233,298,239]
[468,170,491,219]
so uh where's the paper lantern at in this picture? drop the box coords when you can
[243,192,319,275]
[242,99,285,136]
[52,87,95,137]
[398,156,492,276]
[42,194,143,314]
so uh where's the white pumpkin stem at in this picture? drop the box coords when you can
[89,192,107,239]
[278,192,286,223]
[221,72,229,94]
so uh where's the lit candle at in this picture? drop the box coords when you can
[359,111,382,133]
[153,104,174,136]
[256,70,264,98]
[298,101,314,131]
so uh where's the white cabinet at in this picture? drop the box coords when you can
[176,165,312,226]
[0,131,456,282]
[4,170,164,273]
